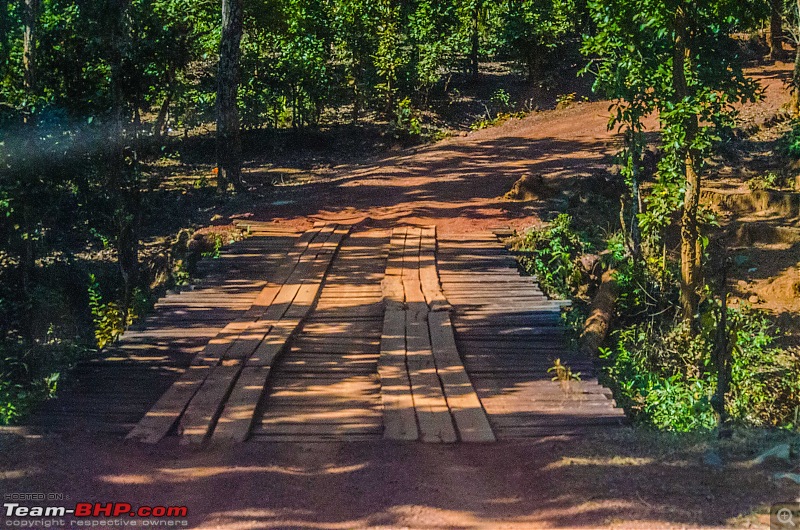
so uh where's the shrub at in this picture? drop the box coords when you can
[746,170,789,191]
[600,307,800,431]
[782,120,800,160]
[0,339,84,424]
[515,214,590,299]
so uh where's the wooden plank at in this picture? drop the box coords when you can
[210,225,351,442]
[247,320,298,367]
[126,226,331,444]
[428,310,494,443]
[222,321,273,360]
[381,227,407,309]
[405,302,457,443]
[152,231,331,444]
[419,226,449,311]
[249,434,381,442]
[252,423,382,435]
[401,228,424,304]
[178,364,242,444]
[211,365,271,442]
[125,230,319,443]
[125,364,212,443]
[378,307,418,441]
[260,406,381,421]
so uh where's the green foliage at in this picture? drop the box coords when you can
[392,97,422,139]
[0,339,84,425]
[555,92,587,109]
[516,214,590,299]
[548,358,581,382]
[470,89,526,129]
[201,234,224,260]
[500,0,576,82]
[601,307,800,431]
[746,170,789,191]
[87,274,129,350]
[782,121,800,159]
[583,0,762,250]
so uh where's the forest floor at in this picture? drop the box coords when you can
[2,63,799,529]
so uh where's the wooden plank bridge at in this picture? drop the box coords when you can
[29,222,624,442]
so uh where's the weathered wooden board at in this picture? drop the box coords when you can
[428,310,494,443]
[438,232,625,439]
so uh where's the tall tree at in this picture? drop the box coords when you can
[584,0,762,325]
[107,0,142,318]
[22,0,38,92]
[769,0,784,60]
[217,0,244,192]
[501,0,574,83]
[470,0,481,80]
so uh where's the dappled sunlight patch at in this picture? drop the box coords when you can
[0,468,41,480]
[484,496,522,505]
[99,462,369,485]
[543,455,655,470]
[97,473,154,485]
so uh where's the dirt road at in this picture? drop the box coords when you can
[0,64,797,530]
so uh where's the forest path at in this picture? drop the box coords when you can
[2,64,793,530]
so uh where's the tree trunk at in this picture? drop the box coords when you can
[674,6,701,325]
[794,0,800,114]
[153,93,171,139]
[712,253,731,434]
[625,128,643,260]
[470,0,480,81]
[216,0,244,193]
[769,0,783,61]
[109,0,140,322]
[22,0,38,93]
[0,0,10,70]
[680,149,701,323]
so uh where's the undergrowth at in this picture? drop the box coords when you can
[513,214,590,299]
[514,214,800,432]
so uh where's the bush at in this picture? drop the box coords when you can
[0,339,85,424]
[515,214,591,299]
[600,306,800,432]
[782,120,800,160]
[746,170,790,191]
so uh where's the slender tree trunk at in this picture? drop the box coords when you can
[0,0,10,70]
[153,93,171,139]
[680,149,701,322]
[674,6,701,325]
[470,0,480,81]
[109,0,140,321]
[629,164,642,260]
[712,252,731,435]
[623,128,643,260]
[216,0,244,193]
[22,0,38,93]
[352,80,360,124]
[153,69,174,139]
[770,0,784,61]
[793,0,800,114]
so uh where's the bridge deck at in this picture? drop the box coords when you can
[26,223,624,441]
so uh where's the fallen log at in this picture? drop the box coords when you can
[579,269,618,356]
